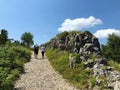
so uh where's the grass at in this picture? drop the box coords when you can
[46,48,90,89]
[107,60,120,72]
[90,77,96,88]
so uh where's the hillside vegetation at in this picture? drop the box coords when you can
[46,49,91,89]
[0,44,31,90]
[101,33,120,63]
[0,29,32,90]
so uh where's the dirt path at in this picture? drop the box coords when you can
[14,51,78,90]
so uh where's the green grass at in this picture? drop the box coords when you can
[107,60,120,72]
[46,48,120,89]
[46,48,90,89]
[90,77,96,88]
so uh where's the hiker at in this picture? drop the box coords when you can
[34,44,39,59]
[41,45,45,59]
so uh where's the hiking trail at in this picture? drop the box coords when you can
[14,51,78,90]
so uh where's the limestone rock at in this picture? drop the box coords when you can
[45,31,101,55]
[114,81,120,90]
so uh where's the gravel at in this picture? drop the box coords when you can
[14,52,78,90]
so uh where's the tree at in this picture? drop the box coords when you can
[101,33,120,62]
[21,32,34,47]
[0,29,8,45]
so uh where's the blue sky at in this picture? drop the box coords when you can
[0,0,120,45]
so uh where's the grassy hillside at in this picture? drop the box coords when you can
[46,48,120,90]
[46,48,93,89]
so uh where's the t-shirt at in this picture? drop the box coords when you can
[34,45,39,50]
[41,47,45,52]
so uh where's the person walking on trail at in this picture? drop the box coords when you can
[41,45,45,59]
[34,44,39,59]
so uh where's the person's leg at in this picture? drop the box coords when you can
[42,52,44,59]
[43,52,44,59]
[34,53,37,59]
[36,51,38,59]
[34,50,37,59]
[35,49,39,59]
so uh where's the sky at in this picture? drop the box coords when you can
[0,0,120,45]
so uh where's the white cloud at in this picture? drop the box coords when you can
[94,29,120,38]
[58,16,103,32]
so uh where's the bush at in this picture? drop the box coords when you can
[0,44,31,90]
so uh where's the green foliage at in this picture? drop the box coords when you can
[0,29,8,45]
[74,54,81,63]
[90,77,96,88]
[21,32,34,47]
[107,60,120,72]
[70,53,81,63]
[56,31,69,41]
[69,30,80,35]
[99,77,107,89]
[91,55,97,61]
[0,44,31,90]
[101,33,120,62]
[46,48,90,89]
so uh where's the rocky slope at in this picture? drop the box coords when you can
[46,31,100,54]
[44,31,120,90]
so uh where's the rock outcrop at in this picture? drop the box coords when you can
[44,31,120,90]
[46,31,100,55]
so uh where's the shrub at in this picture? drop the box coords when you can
[0,44,31,90]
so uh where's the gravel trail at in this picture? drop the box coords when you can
[14,51,78,90]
